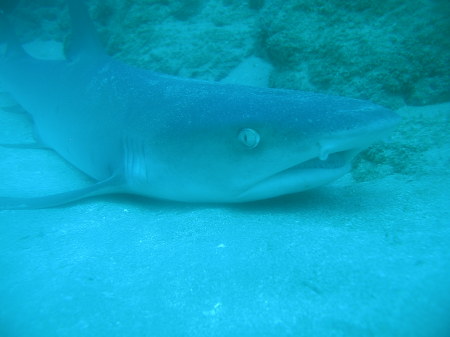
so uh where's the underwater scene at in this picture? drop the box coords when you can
[0,0,449,336]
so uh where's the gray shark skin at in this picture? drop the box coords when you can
[0,0,400,209]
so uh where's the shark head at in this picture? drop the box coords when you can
[232,104,399,202]
[129,80,400,203]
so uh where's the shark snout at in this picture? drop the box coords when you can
[316,106,400,163]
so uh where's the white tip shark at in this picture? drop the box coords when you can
[0,0,400,209]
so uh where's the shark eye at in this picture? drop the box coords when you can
[238,128,260,149]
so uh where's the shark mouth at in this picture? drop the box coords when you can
[236,149,359,202]
[290,150,354,170]
[267,148,358,185]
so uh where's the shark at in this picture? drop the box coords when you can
[0,0,399,209]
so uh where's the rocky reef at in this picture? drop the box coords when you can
[10,0,450,108]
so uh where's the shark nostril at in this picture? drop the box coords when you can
[318,141,332,161]
[294,151,351,170]
[319,150,329,161]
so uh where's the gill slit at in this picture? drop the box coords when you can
[122,135,149,186]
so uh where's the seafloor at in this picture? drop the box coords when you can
[1,1,449,336]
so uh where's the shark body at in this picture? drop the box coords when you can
[0,1,399,209]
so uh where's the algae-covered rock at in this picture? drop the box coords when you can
[97,0,259,81]
[261,0,450,108]
[9,0,450,105]
[353,103,450,181]
[9,0,67,42]
[11,0,259,81]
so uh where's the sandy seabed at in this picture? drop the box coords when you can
[0,100,449,337]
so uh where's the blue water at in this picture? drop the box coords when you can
[1,1,449,336]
